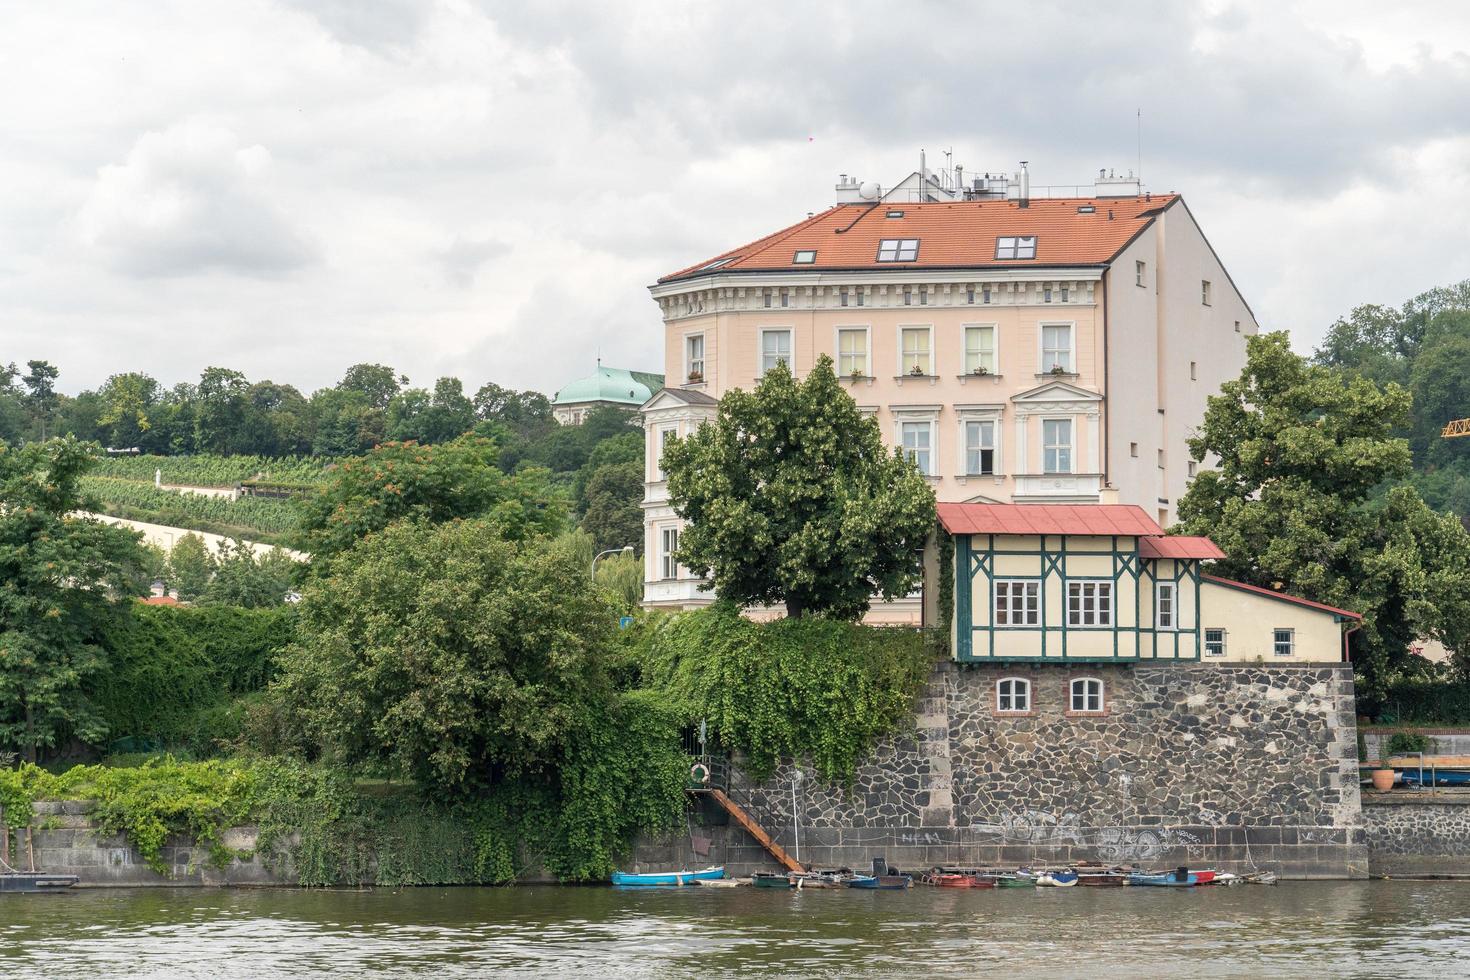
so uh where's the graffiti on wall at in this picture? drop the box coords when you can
[969,809,1204,862]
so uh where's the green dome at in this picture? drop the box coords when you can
[553,366,663,407]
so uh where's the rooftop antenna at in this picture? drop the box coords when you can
[1136,108,1143,185]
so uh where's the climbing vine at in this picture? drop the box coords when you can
[636,603,937,783]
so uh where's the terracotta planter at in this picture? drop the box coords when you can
[1370,768,1396,792]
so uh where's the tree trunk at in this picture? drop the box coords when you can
[785,595,806,619]
[23,704,36,766]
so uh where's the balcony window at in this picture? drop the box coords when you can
[876,238,920,262]
[760,330,792,374]
[996,678,1030,713]
[1067,581,1113,627]
[901,421,932,475]
[685,334,705,381]
[965,420,995,476]
[1041,324,1073,373]
[1070,677,1104,713]
[1042,419,1072,474]
[837,328,869,377]
[900,327,932,375]
[995,580,1039,626]
[996,236,1037,260]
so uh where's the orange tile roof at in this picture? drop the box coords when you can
[937,502,1163,537]
[1138,535,1226,560]
[660,195,1178,283]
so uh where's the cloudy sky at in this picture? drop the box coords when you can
[5,0,1470,398]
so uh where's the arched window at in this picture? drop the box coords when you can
[1070,677,1104,713]
[996,678,1031,713]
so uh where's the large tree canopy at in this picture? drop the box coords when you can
[0,437,147,759]
[662,355,935,619]
[1177,332,1470,692]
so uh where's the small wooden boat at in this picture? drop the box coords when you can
[1035,870,1079,887]
[995,871,1038,888]
[848,873,913,890]
[924,872,984,888]
[1244,870,1279,885]
[1210,872,1244,886]
[1076,871,1128,887]
[790,871,848,889]
[1128,869,1199,887]
[751,872,795,889]
[610,866,725,886]
[0,873,79,892]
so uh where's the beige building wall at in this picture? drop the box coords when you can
[1199,580,1347,663]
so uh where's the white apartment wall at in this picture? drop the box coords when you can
[1153,202,1258,523]
[1103,226,1165,524]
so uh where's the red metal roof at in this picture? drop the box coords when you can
[1138,536,1226,560]
[936,502,1163,537]
[1202,575,1362,620]
[659,196,1179,282]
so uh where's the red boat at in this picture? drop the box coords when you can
[923,872,995,888]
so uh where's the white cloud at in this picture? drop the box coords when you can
[75,121,316,277]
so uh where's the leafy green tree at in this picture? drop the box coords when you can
[337,363,405,410]
[194,367,251,454]
[97,372,160,448]
[580,460,644,554]
[388,377,476,445]
[296,434,566,563]
[273,520,616,790]
[21,360,60,440]
[0,437,147,760]
[0,364,26,445]
[663,355,936,619]
[168,533,217,601]
[572,431,643,510]
[201,540,299,607]
[1178,332,1470,690]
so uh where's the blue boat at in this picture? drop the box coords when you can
[1128,870,1199,887]
[610,866,725,886]
[1397,768,1470,787]
[848,874,913,890]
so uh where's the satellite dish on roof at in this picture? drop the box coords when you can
[858,180,881,201]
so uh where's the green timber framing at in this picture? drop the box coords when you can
[953,533,1203,662]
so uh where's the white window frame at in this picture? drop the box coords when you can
[793,249,816,264]
[656,425,678,480]
[1041,417,1073,475]
[994,579,1040,627]
[1202,279,1212,305]
[1156,581,1176,630]
[963,324,997,375]
[1069,677,1104,713]
[1039,322,1074,374]
[1135,260,1146,287]
[1204,628,1226,658]
[898,325,933,376]
[759,328,793,375]
[684,332,705,382]
[995,236,1037,260]
[1273,628,1295,658]
[659,526,680,580]
[877,238,919,262]
[1067,581,1113,627]
[835,325,870,378]
[899,419,933,475]
[963,419,996,476]
[996,678,1031,713]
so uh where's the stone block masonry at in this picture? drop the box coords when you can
[1363,791,1470,877]
[636,662,1371,879]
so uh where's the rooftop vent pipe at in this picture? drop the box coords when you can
[1018,161,1030,208]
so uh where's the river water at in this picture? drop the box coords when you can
[2,881,1467,978]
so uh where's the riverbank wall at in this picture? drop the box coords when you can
[635,661,1373,879]
[1362,790,1470,877]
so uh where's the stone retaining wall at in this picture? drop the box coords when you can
[1363,791,1470,877]
[23,802,288,887]
[635,662,1370,879]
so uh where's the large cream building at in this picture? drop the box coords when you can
[641,164,1258,612]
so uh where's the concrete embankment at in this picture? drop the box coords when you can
[1362,790,1470,877]
[82,513,308,560]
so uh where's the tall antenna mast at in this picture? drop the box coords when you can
[1136,108,1142,182]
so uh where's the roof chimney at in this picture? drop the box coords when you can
[1018,161,1030,209]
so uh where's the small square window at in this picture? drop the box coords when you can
[839,287,849,307]
[1060,285,1069,302]
[1069,677,1103,713]
[779,288,790,308]
[919,286,928,306]
[966,287,975,304]
[1234,320,1241,333]
[1204,628,1226,658]
[982,285,992,304]
[1273,629,1294,657]
[762,288,773,308]
[996,678,1030,713]
[1043,286,1053,303]
[1136,260,1146,286]
[877,238,919,262]
[1190,361,1197,380]
[1130,442,1139,457]
[793,249,816,264]
[1187,460,1197,478]
[902,287,913,306]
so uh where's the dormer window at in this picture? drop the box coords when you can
[699,256,736,272]
[876,238,919,262]
[996,236,1037,260]
[792,249,817,264]
[886,210,905,218]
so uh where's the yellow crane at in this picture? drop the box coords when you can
[1444,419,1470,438]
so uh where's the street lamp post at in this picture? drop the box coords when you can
[591,545,634,580]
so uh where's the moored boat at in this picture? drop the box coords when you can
[1128,868,1200,887]
[1076,870,1128,887]
[610,866,725,887]
[790,871,849,888]
[0,873,80,892]
[848,873,913,890]
[1035,870,1079,887]
[751,872,794,889]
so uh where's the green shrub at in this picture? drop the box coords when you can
[1386,731,1432,755]
[1379,679,1470,725]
